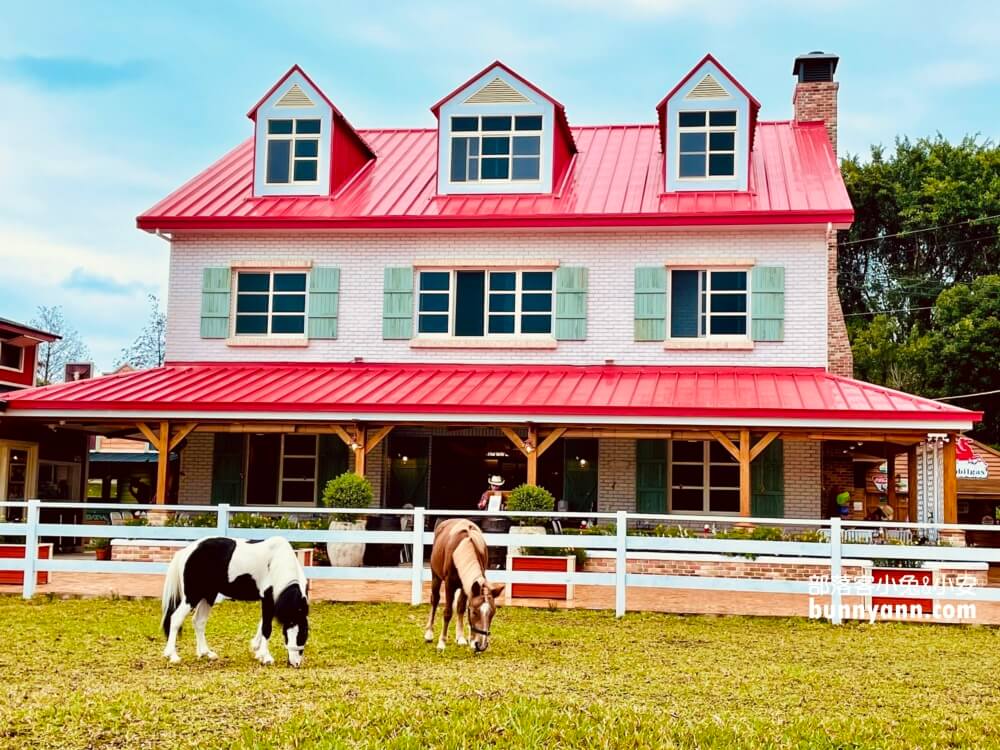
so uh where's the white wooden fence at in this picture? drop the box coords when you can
[2,500,999,622]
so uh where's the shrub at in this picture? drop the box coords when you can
[505,484,555,526]
[321,472,373,522]
[521,546,587,567]
[165,512,216,528]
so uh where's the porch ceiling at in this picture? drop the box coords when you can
[0,362,979,432]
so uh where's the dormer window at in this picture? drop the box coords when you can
[0,339,23,371]
[677,110,737,179]
[265,119,321,184]
[449,115,543,183]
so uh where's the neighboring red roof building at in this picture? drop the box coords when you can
[0,316,58,391]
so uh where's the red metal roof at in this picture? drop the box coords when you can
[0,363,977,428]
[137,120,852,232]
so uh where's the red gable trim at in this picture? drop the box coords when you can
[0,317,59,343]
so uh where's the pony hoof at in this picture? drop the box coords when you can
[424,629,434,643]
[456,636,468,646]
[168,653,181,664]
[436,641,446,652]
[256,652,275,666]
[199,650,218,661]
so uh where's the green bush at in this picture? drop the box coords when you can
[505,484,555,526]
[521,546,587,568]
[320,472,373,522]
[165,512,216,528]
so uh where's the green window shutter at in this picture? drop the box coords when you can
[315,435,349,503]
[201,267,231,339]
[634,267,667,341]
[635,439,667,513]
[211,434,244,505]
[555,267,588,340]
[308,266,340,339]
[751,438,784,518]
[383,267,414,340]
[751,266,784,341]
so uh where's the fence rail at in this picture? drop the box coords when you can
[2,500,1000,622]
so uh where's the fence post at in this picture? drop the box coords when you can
[23,500,40,600]
[216,504,231,537]
[410,507,425,606]
[829,516,843,625]
[615,510,627,618]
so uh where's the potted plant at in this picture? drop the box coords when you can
[91,537,112,561]
[505,484,572,600]
[320,472,372,567]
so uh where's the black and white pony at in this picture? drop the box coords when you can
[161,536,309,667]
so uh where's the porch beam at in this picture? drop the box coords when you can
[749,431,780,462]
[135,422,161,450]
[943,433,958,524]
[365,425,394,455]
[738,428,751,517]
[352,425,367,478]
[526,425,539,486]
[156,421,169,505]
[167,423,198,452]
[561,429,675,439]
[907,444,918,523]
[535,428,566,457]
[804,433,925,444]
[710,431,741,462]
[500,427,529,456]
[331,425,356,447]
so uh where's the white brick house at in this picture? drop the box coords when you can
[0,54,979,524]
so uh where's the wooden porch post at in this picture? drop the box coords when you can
[156,422,169,504]
[943,433,958,524]
[353,425,367,478]
[907,444,918,523]
[738,428,751,517]
[885,450,897,516]
[526,425,539,486]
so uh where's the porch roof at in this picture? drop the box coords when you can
[0,362,979,431]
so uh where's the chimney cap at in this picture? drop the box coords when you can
[793,51,839,80]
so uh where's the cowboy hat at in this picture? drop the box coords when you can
[487,475,505,487]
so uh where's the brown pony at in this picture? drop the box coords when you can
[424,518,504,652]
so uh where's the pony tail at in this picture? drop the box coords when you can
[161,550,185,637]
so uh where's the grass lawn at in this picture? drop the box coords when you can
[1,597,999,749]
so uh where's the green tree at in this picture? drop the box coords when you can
[29,305,91,385]
[115,295,166,369]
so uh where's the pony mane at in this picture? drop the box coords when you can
[274,582,308,625]
[452,537,484,596]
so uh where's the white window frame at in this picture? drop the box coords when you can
[448,115,544,185]
[264,118,322,186]
[667,440,740,515]
[416,268,554,338]
[667,266,750,342]
[0,340,24,373]
[232,270,309,339]
[278,434,318,507]
[675,109,738,181]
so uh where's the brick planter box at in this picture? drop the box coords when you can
[112,540,317,568]
[507,555,575,601]
[0,543,52,585]
[582,552,871,581]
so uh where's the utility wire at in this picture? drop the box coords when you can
[838,214,1000,247]
[934,389,1000,401]
[843,306,935,317]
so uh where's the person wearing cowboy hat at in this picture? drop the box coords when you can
[478,475,505,510]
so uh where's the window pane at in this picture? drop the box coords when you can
[512,158,540,180]
[281,481,314,503]
[482,137,510,155]
[710,294,747,313]
[520,315,551,334]
[710,316,747,336]
[420,272,450,291]
[672,463,703,486]
[679,132,706,152]
[709,131,735,151]
[284,434,316,455]
[488,294,515,312]
[512,136,540,156]
[294,160,318,181]
[295,139,318,157]
[0,343,22,369]
[419,294,449,312]
[235,315,268,334]
[480,158,509,179]
[521,294,552,312]
[418,315,449,333]
[450,138,468,182]
[468,139,479,156]
[452,116,478,132]
[488,316,515,334]
[672,440,703,462]
[266,140,291,183]
[709,490,740,513]
[271,315,304,334]
[481,116,512,131]
[672,488,703,512]
[515,115,543,130]
[678,154,705,178]
[454,271,485,337]
[709,442,736,462]
[522,271,552,291]
[236,295,268,313]
[296,119,321,134]
[283,457,316,480]
[710,464,740,488]
[709,153,735,176]
[468,158,479,181]
[274,273,306,292]
[273,295,306,313]
[670,270,699,337]
[709,110,737,127]
[711,271,746,291]
[489,272,516,291]
[268,119,293,134]
[678,111,705,127]
[238,273,270,292]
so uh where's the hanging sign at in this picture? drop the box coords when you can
[956,436,988,479]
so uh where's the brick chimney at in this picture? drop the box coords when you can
[793,51,839,155]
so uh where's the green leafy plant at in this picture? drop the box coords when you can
[505,483,555,526]
[164,512,216,528]
[124,517,148,527]
[87,537,111,552]
[521,546,587,568]
[321,472,373,522]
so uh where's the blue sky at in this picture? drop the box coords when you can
[2,0,998,370]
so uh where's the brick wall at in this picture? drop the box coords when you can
[598,438,635,512]
[165,229,829,367]
[826,228,853,377]
[179,432,214,505]
[793,81,839,154]
[785,440,822,518]
[584,555,867,581]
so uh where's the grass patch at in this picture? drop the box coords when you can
[1,597,999,748]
